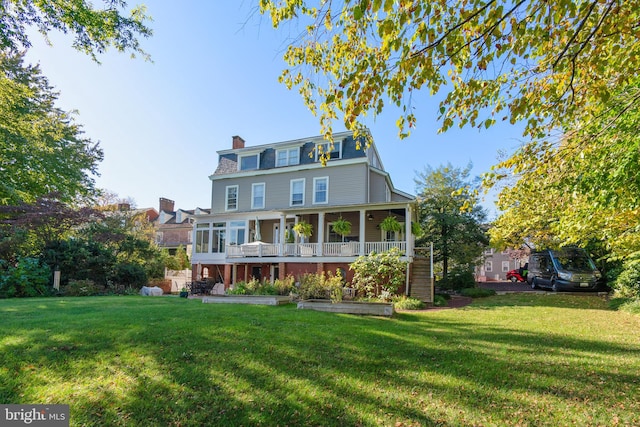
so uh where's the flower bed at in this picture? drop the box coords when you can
[202,295,291,306]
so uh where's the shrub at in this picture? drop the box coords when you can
[612,262,640,299]
[392,295,425,310]
[273,275,295,296]
[433,294,449,307]
[350,247,406,298]
[0,257,50,298]
[437,266,476,290]
[226,279,280,296]
[110,263,147,288]
[297,272,343,301]
[460,287,496,298]
[63,279,104,296]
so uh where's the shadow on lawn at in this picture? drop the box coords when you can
[1,296,639,426]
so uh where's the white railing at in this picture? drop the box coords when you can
[323,242,359,256]
[226,241,405,258]
[365,241,406,254]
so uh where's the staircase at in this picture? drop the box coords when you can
[410,255,433,303]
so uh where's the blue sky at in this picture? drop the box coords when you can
[24,2,526,217]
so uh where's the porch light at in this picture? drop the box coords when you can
[367,213,374,221]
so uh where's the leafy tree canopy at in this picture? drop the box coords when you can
[0,51,104,205]
[260,0,639,142]
[1,0,152,61]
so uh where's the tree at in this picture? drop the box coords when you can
[0,51,104,205]
[1,0,152,61]
[260,1,639,142]
[487,82,640,263]
[415,163,488,278]
[260,0,640,267]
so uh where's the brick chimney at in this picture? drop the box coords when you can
[232,135,245,149]
[159,197,175,212]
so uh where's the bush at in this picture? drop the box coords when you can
[273,275,295,296]
[63,279,105,296]
[349,248,406,298]
[0,257,50,298]
[612,262,640,299]
[110,263,147,288]
[460,287,496,298]
[226,279,279,296]
[392,295,425,310]
[297,272,343,301]
[437,266,476,290]
[433,294,449,307]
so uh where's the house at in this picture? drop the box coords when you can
[476,247,530,281]
[154,197,211,255]
[191,131,432,300]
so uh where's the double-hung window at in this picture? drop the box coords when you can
[315,141,342,161]
[252,183,265,209]
[226,185,238,211]
[276,147,300,167]
[290,179,305,206]
[313,177,328,204]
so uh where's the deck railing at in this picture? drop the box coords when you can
[227,241,406,258]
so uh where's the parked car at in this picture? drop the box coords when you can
[506,269,526,282]
[527,248,605,291]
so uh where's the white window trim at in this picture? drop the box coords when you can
[315,141,342,162]
[276,147,300,167]
[502,261,510,272]
[313,176,329,204]
[238,153,259,171]
[251,182,266,210]
[485,261,493,272]
[225,185,239,211]
[290,178,305,207]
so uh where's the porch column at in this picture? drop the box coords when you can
[279,215,286,256]
[318,212,325,256]
[405,204,413,257]
[359,209,366,256]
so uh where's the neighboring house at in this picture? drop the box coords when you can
[476,247,530,281]
[191,131,430,298]
[154,197,210,292]
[154,197,211,255]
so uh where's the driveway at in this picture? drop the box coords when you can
[478,281,535,292]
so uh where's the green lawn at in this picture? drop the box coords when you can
[1,294,639,426]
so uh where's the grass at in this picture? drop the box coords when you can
[1,294,639,426]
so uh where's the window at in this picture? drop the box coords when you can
[484,248,494,255]
[315,141,342,161]
[239,154,259,171]
[290,179,305,206]
[485,261,493,272]
[195,223,210,253]
[228,220,246,245]
[155,232,163,244]
[276,147,300,167]
[313,177,328,204]
[252,183,265,209]
[502,261,510,272]
[211,222,225,253]
[226,185,238,211]
[381,223,405,242]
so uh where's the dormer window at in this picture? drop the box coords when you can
[276,147,300,167]
[239,153,259,171]
[315,141,342,162]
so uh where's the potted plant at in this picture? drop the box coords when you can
[293,220,313,242]
[179,287,188,298]
[380,215,402,233]
[332,216,352,242]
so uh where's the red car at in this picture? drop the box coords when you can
[506,269,527,282]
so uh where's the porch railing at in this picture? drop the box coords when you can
[226,241,406,258]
